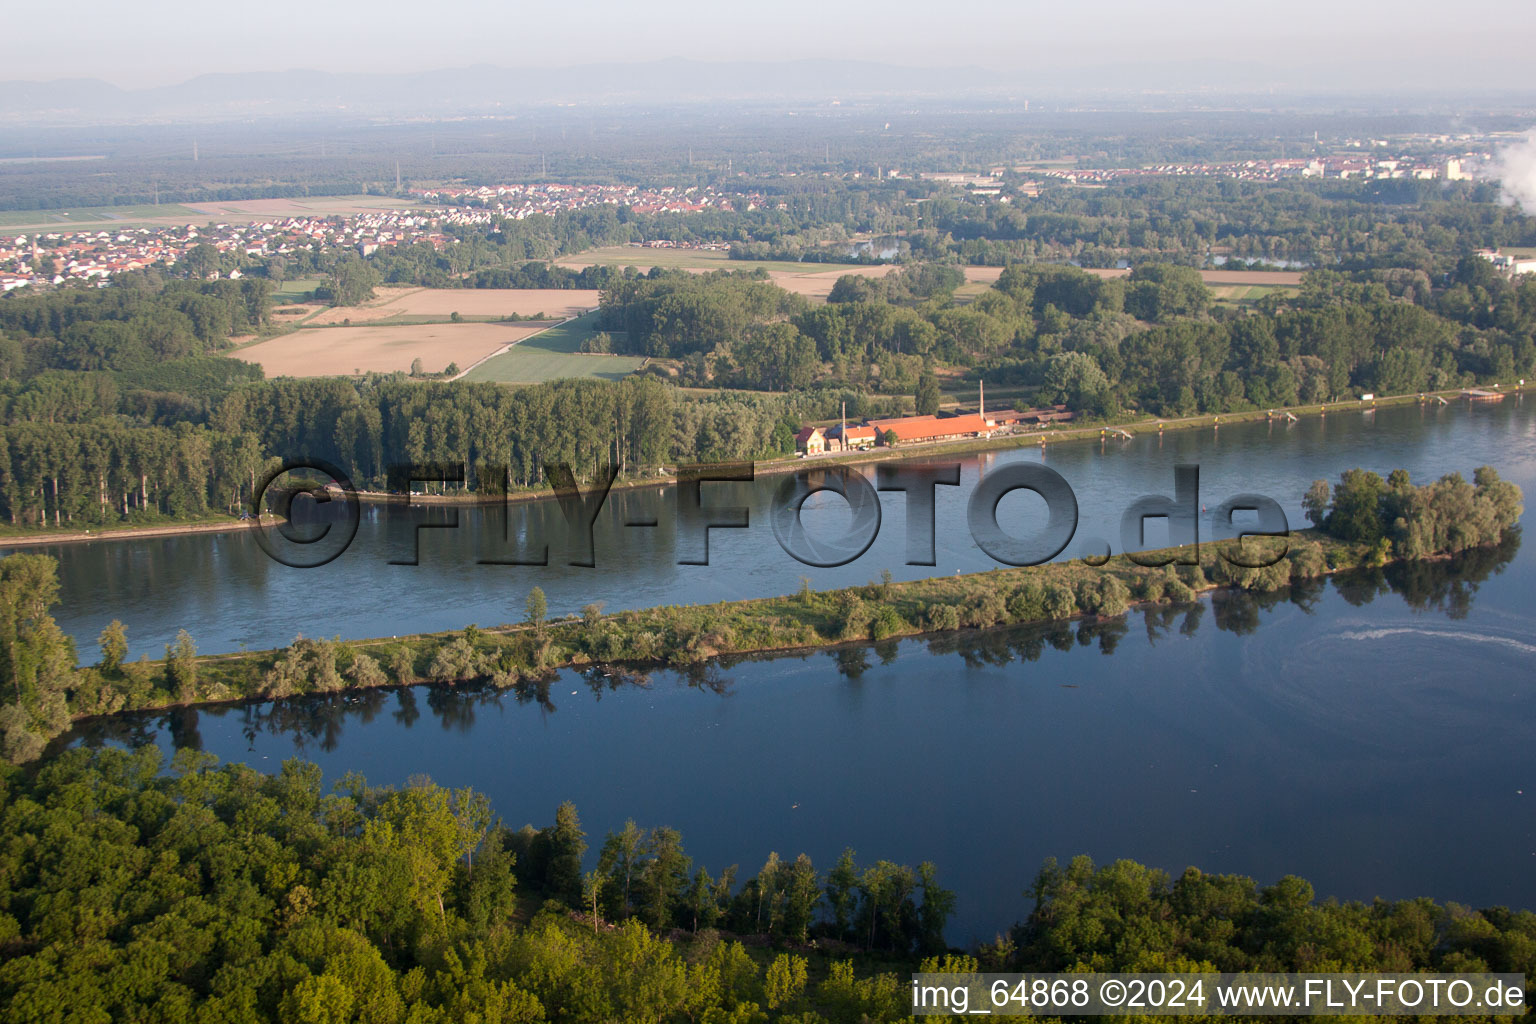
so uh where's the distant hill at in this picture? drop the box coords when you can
[0,59,1007,123]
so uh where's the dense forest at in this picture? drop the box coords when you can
[0,277,270,373]
[0,747,1532,1023]
[596,258,1536,403]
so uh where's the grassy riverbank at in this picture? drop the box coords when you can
[0,513,270,548]
[61,530,1415,718]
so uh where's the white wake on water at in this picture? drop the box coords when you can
[1336,627,1536,657]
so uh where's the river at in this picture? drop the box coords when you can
[16,399,1535,662]
[42,397,1536,942]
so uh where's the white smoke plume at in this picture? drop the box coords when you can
[1486,129,1536,210]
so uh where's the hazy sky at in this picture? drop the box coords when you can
[13,0,1536,91]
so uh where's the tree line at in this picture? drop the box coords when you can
[510,809,952,956]
[0,276,270,374]
[916,176,1532,273]
[0,371,905,526]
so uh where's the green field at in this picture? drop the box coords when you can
[1209,283,1300,303]
[558,245,868,276]
[459,311,645,383]
[950,280,993,304]
[0,204,204,229]
[271,278,323,303]
[0,196,425,234]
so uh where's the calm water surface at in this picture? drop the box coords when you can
[55,398,1536,943]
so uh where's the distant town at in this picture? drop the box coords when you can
[0,140,1513,293]
[1035,153,1478,186]
[412,181,770,216]
[0,182,772,292]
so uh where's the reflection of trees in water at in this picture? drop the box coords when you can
[1286,577,1327,613]
[426,686,479,733]
[831,647,871,679]
[828,637,924,676]
[165,706,202,751]
[1081,617,1128,655]
[1136,602,1207,643]
[511,671,554,712]
[1332,569,1390,609]
[1211,534,1518,637]
[922,617,1127,669]
[913,533,1520,673]
[580,665,655,699]
[675,662,731,695]
[54,710,163,757]
[393,688,420,727]
[58,532,1522,754]
[1210,588,1280,635]
[1140,605,1171,643]
[239,689,393,754]
[1383,529,1520,620]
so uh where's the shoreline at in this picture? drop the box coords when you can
[0,516,270,549]
[358,384,1530,506]
[5,383,1526,544]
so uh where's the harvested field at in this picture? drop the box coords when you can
[766,263,996,301]
[234,322,547,378]
[1209,283,1300,302]
[555,245,830,273]
[1201,268,1304,285]
[558,246,1010,302]
[302,287,601,326]
[562,248,900,302]
[763,265,901,301]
